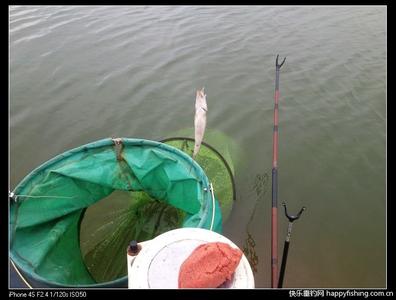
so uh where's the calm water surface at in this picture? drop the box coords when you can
[9,6,386,288]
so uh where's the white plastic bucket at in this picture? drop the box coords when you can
[127,228,255,289]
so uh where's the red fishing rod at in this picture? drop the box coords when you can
[271,55,306,288]
[271,54,285,288]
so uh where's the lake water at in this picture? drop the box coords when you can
[9,5,386,288]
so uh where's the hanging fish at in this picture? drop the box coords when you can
[193,87,207,160]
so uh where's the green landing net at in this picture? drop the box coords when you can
[9,138,223,287]
[161,137,235,223]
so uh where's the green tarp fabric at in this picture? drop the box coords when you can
[9,138,222,287]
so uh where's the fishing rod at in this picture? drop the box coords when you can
[271,55,306,288]
[271,54,285,288]
[278,203,305,288]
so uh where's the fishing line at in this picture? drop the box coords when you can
[242,172,270,273]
